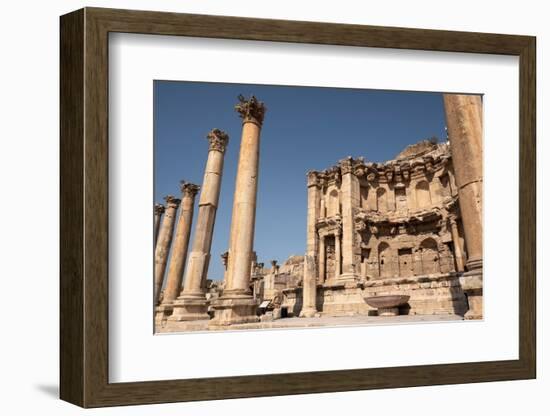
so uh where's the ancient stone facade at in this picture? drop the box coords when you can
[273,139,473,318]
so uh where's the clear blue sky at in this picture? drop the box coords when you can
[154,81,447,281]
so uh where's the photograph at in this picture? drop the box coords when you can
[152,81,484,333]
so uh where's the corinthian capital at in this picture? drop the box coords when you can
[306,170,320,187]
[235,94,266,125]
[180,181,200,198]
[339,157,354,175]
[154,204,165,215]
[164,195,181,209]
[206,128,229,153]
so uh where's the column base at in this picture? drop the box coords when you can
[168,296,210,322]
[299,308,320,318]
[460,268,483,320]
[154,304,174,328]
[464,288,483,320]
[208,294,259,328]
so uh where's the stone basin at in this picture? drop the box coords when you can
[364,295,410,316]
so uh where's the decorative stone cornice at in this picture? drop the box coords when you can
[324,142,451,185]
[180,181,200,198]
[164,195,181,208]
[154,204,165,215]
[235,94,266,125]
[316,214,342,237]
[206,128,229,153]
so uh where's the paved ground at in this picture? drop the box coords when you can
[157,313,465,334]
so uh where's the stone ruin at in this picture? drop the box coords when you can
[152,94,483,330]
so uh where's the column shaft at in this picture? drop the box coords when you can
[301,171,321,317]
[210,95,266,327]
[183,156,224,293]
[153,204,164,249]
[162,183,199,304]
[450,218,465,272]
[169,130,229,322]
[318,235,326,284]
[339,159,360,279]
[443,93,483,320]
[443,94,483,270]
[335,231,342,277]
[153,196,180,305]
[225,121,262,294]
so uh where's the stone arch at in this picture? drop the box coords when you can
[327,189,339,217]
[415,180,432,208]
[376,187,387,212]
[420,237,440,274]
[378,242,392,278]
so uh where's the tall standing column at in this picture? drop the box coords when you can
[155,182,200,325]
[154,195,180,306]
[443,94,483,319]
[210,95,266,327]
[301,171,321,317]
[339,158,360,280]
[154,204,165,249]
[449,215,465,272]
[318,235,326,284]
[169,129,229,322]
[335,230,342,277]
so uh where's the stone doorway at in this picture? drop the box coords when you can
[420,238,440,274]
[398,248,414,276]
[378,242,391,278]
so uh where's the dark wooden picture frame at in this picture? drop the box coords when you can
[60,7,536,408]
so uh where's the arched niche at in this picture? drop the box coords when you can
[378,242,392,278]
[420,237,440,274]
[327,189,340,217]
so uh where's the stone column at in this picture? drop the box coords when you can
[301,171,321,317]
[154,204,165,248]
[153,195,180,306]
[335,230,342,278]
[443,94,483,319]
[155,182,200,325]
[449,216,465,272]
[318,235,326,284]
[169,129,229,322]
[210,95,266,327]
[339,158,360,280]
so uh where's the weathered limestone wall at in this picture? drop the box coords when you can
[362,274,467,316]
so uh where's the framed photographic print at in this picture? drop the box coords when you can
[60,7,536,408]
